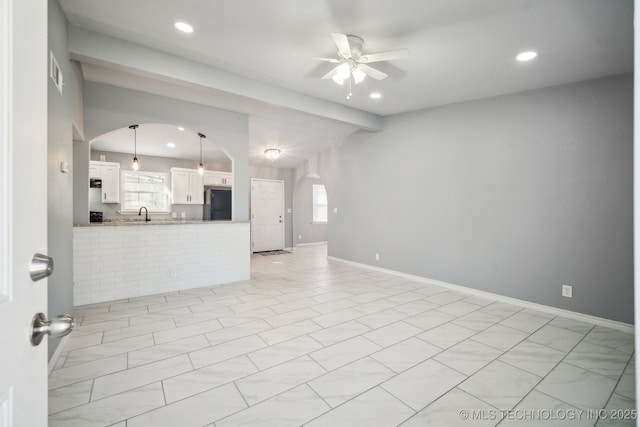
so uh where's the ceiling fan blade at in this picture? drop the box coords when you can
[331,33,352,58]
[313,57,340,63]
[321,65,340,80]
[359,48,410,63]
[358,64,388,80]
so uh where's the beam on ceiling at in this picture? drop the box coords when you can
[68,26,383,132]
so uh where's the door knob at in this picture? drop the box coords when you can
[30,312,76,346]
[30,253,54,281]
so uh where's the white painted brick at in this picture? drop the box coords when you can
[74,223,250,305]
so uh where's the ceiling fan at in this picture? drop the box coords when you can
[316,33,409,88]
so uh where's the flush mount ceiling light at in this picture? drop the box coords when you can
[167,142,176,148]
[177,126,185,131]
[197,132,205,174]
[174,22,194,33]
[516,51,538,62]
[264,148,281,161]
[129,124,139,170]
[370,92,382,99]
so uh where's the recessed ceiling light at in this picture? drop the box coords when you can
[370,92,382,99]
[174,22,194,33]
[177,126,185,131]
[516,51,538,62]
[167,142,176,148]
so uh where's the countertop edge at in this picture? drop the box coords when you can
[74,221,250,227]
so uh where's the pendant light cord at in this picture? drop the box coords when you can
[198,132,206,170]
[129,124,139,157]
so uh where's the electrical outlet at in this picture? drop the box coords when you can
[298,235,302,240]
[333,207,338,214]
[181,212,186,218]
[562,285,572,298]
[169,269,177,279]
[375,253,380,261]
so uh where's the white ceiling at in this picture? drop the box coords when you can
[90,123,231,165]
[60,0,633,167]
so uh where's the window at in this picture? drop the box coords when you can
[121,171,170,213]
[312,184,328,224]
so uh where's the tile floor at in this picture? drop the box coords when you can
[49,244,635,426]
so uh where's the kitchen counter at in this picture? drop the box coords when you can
[73,221,250,305]
[75,220,247,227]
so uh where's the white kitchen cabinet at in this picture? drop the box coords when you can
[171,168,204,204]
[89,160,120,203]
[89,163,98,179]
[203,171,233,187]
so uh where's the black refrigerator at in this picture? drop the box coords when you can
[204,188,232,220]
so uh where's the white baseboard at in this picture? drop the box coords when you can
[48,333,71,376]
[296,241,328,247]
[327,256,634,334]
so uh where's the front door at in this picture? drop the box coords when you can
[251,179,284,252]
[0,0,50,425]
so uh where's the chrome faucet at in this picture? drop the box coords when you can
[138,206,150,222]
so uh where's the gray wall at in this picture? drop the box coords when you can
[249,165,294,248]
[85,150,230,221]
[329,74,633,324]
[83,81,250,221]
[292,146,341,245]
[48,0,84,358]
[73,140,90,224]
[293,177,328,244]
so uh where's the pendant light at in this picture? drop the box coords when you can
[129,124,140,170]
[197,132,205,174]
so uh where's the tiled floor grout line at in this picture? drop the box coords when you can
[582,350,635,426]
[389,312,581,419]
[231,381,251,408]
[492,324,604,427]
[397,386,502,426]
[53,247,633,427]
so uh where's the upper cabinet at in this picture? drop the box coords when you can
[204,171,233,187]
[89,161,120,203]
[170,167,204,204]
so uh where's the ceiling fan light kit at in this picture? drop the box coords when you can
[318,33,409,97]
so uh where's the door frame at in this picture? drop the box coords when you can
[250,178,285,252]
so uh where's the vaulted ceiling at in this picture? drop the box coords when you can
[60,0,633,168]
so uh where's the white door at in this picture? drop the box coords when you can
[0,0,50,425]
[251,179,284,252]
